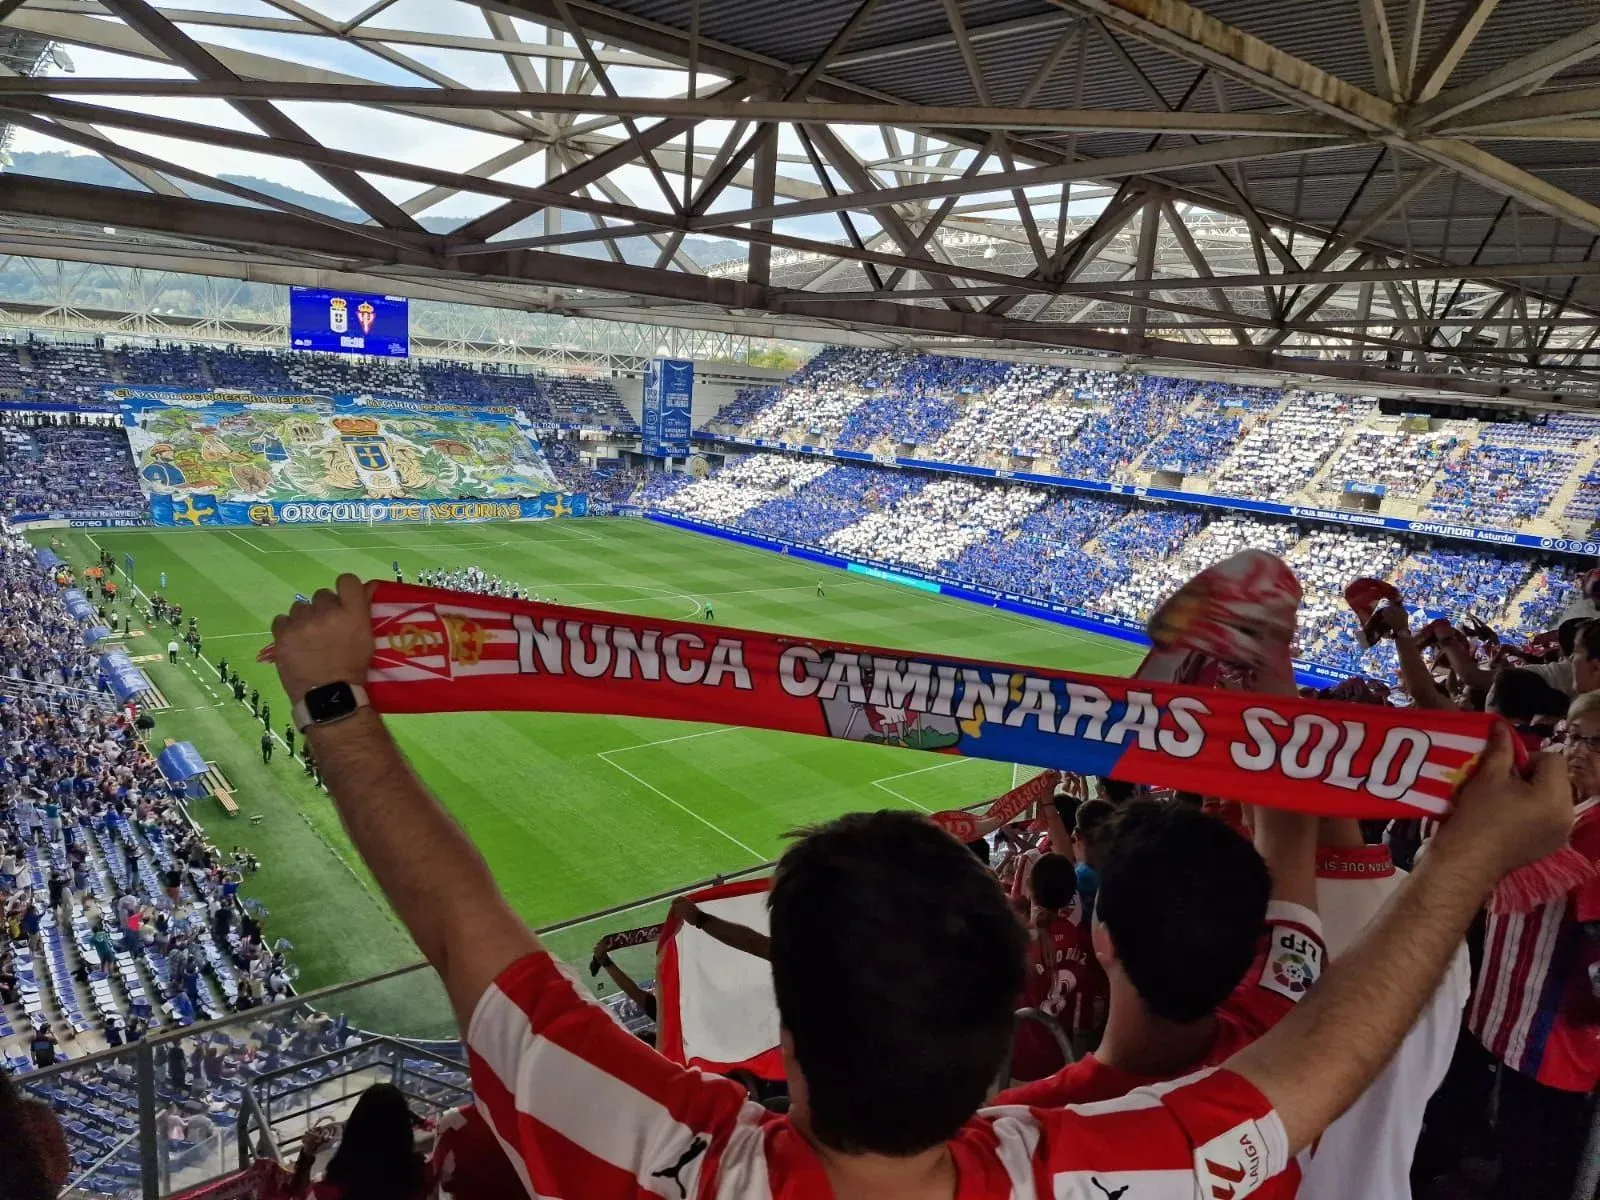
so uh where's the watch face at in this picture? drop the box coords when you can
[304,681,358,724]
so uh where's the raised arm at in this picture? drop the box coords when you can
[1249,656,1319,911]
[593,941,659,1016]
[1380,605,1457,710]
[269,577,540,1032]
[1227,724,1571,1154]
[670,897,771,960]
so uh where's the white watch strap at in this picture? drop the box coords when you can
[292,682,370,733]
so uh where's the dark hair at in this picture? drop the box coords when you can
[1562,618,1592,658]
[1100,778,1137,806]
[964,837,991,865]
[1491,668,1570,723]
[1072,797,1119,870]
[0,1072,57,1200]
[768,810,1024,1156]
[1574,619,1600,660]
[1029,853,1077,911]
[323,1084,425,1200]
[1096,801,1271,1024]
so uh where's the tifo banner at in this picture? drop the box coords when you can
[145,492,586,528]
[118,388,560,507]
[267,584,1507,819]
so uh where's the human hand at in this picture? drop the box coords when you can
[1433,723,1574,881]
[1377,602,1410,637]
[268,575,376,705]
[669,898,701,928]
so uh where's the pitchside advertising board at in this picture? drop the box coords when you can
[288,286,409,358]
[642,357,693,457]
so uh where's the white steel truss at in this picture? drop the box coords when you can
[0,0,1594,401]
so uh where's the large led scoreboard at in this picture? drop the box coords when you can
[288,287,409,358]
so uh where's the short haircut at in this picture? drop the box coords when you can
[1100,777,1137,807]
[768,810,1025,1155]
[1492,668,1570,723]
[1576,620,1600,660]
[1029,853,1077,911]
[1073,797,1119,869]
[1561,618,1591,657]
[1569,690,1600,723]
[1096,801,1272,1025]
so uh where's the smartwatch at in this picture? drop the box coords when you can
[292,681,370,733]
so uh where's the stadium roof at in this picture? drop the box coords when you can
[1,0,1600,400]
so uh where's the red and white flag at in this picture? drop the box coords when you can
[655,879,783,1081]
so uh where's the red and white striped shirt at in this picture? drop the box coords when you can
[1468,798,1600,1093]
[467,951,1292,1199]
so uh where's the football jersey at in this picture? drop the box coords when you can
[1297,845,1469,1200]
[1469,798,1600,1093]
[1012,894,1107,1080]
[467,951,1293,1200]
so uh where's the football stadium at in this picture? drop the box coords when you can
[5,0,1600,1197]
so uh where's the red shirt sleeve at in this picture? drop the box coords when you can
[1213,902,1326,1057]
[466,951,751,1200]
[1569,808,1600,924]
[1029,1068,1290,1198]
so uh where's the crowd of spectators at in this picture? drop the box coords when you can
[824,478,1050,570]
[656,456,835,524]
[734,464,925,544]
[0,415,144,518]
[1210,391,1372,501]
[1431,444,1580,526]
[1322,428,1460,498]
[1053,376,1187,481]
[927,364,1087,463]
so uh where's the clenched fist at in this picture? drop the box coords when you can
[269,574,377,705]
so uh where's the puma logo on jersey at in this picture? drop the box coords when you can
[1092,1178,1131,1200]
[651,1136,708,1199]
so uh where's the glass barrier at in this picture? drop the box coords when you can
[25,862,776,1200]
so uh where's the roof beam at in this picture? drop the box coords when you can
[1412,0,1501,102]
[1052,0,1399,132]
[12,172,1582,399]
[1358,0,1401,101]
[1410,19,1600,128]
[691,135,1348,231]
[1406,138,1600,236]
[0,77,1352,136]
[98,0,423,231]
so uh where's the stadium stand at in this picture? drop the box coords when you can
[1210,390,1371,501]
[654,455,834,523]
[823,477,1050,570]
[0,417,144,518]
[1321,428,1460,499]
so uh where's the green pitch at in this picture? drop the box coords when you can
[46,519,1143,1033]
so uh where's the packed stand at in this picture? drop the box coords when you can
[927,365,1088,463]
[1277,528,1408,669]
[834,391,960,452]
[703,385,779,429]
[542,377,630,426]
[21,343,116,410]
[655,455,833,524]
[1095,514,1298,620]
[204,349,294,393]
[1321,428,1459,498]
[734,463,926,544]
[941,493,1130,608]
[1210,390,1372,501]
[0,417,143,519]
[1140,409,1244,477]
[1563,462,1600,533]
[823,478,1049,571]
[283,355,428,401]
[1054,374,1189,481]
[741,348,906,441]
[1429,444,1579,527]
[1390,546,1535,624]
[113,345,208,388]
[1502,562,1586,644]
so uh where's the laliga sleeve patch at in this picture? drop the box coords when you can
[1261,923,1326,1001]
[1195,1120,1277,1200]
